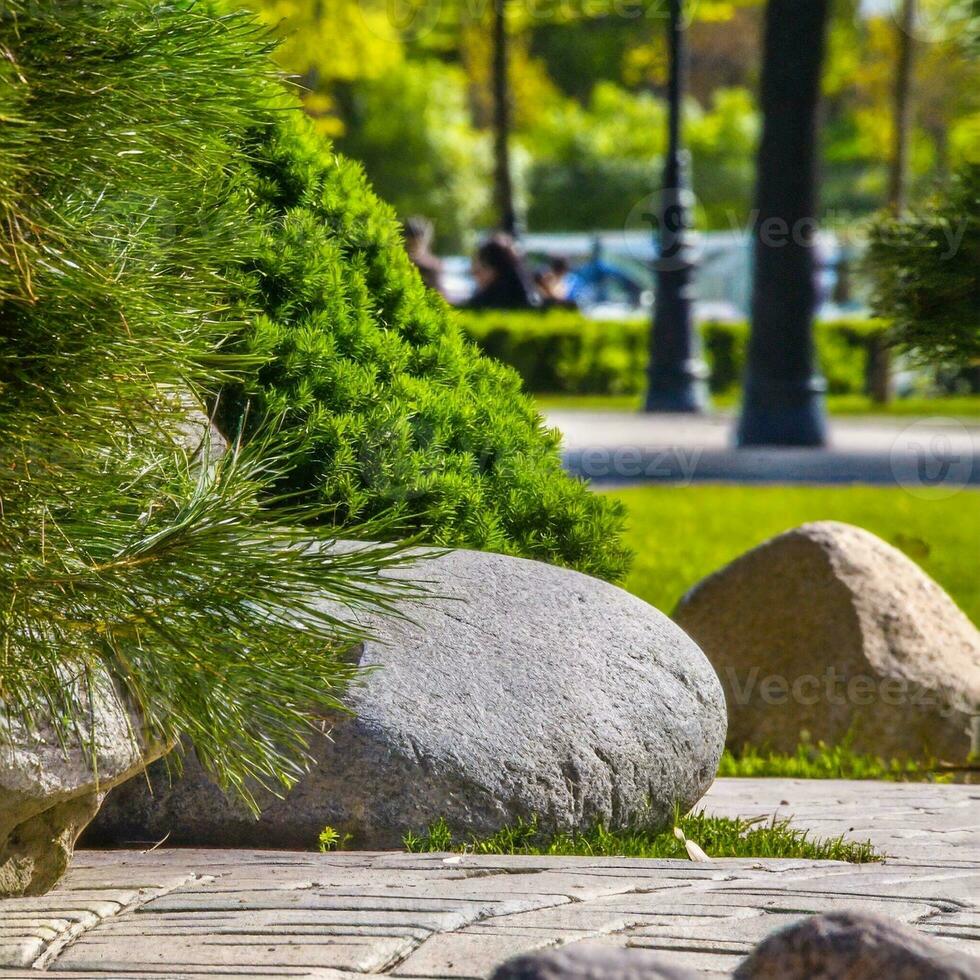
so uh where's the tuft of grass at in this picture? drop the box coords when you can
[318,826,352,853]
[720,738,956,782]
[402,811,880,864]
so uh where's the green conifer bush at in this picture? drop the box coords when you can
[868,164,979,364]
[221,118,631,582]
[0,0,419,804]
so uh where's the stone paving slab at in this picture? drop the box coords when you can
[1,779,977,978]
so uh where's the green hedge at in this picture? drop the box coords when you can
[458,311,890,397]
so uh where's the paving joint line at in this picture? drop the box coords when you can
[33,872,214,971]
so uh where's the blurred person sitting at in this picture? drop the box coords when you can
[534,256,577,309]
[403,216,444,295]
[465,235,535,310]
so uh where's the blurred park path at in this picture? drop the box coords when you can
[549,410,980,488]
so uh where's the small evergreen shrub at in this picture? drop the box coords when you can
[220,119,631,582]
[458,311,890,398]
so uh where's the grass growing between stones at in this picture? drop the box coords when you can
[401,811,881,863]
[610,485,980,626]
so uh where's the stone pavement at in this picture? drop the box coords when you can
[1,779,977,978]
[547,410,980,487]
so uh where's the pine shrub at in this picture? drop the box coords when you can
[0,0,418,804]
[868,164,979,364]
[220,118,632,582]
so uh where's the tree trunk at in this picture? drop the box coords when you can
[736,0,831,447]
[871,0,915,404]
[888,0,916,214]
[492,0,517,236]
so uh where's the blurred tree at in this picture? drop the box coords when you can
[492,0,517,233]
[334,60,494,250]
[412,0,763,233]
[245,0,977,235]
[889,0,917,213]
[524,84,758,230]
[822,1,978,213]
[243,0,403,133]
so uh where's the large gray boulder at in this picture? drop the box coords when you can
[735,912,980,979]
[91,548,727,848]
[675,521,980,761]
[1,671,165,896]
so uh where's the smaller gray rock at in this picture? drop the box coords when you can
[735,912,980,979]
[1,670,165,897]
[491,946,697,980]
[176,398,227,465]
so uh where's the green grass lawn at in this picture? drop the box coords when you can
[608,484,980,625]
[538,393,980,418]
[719,741,960,782]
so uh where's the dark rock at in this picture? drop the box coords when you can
[735,911,980,979]
[491,945,698,980]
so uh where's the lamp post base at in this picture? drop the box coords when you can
[644,369,710,413]
[736,376,829,446]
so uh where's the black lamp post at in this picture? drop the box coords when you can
[644,0,709,414]
[736,0,830,446]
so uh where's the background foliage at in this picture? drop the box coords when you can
[333,60,494,250]
[246,0,979,241]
